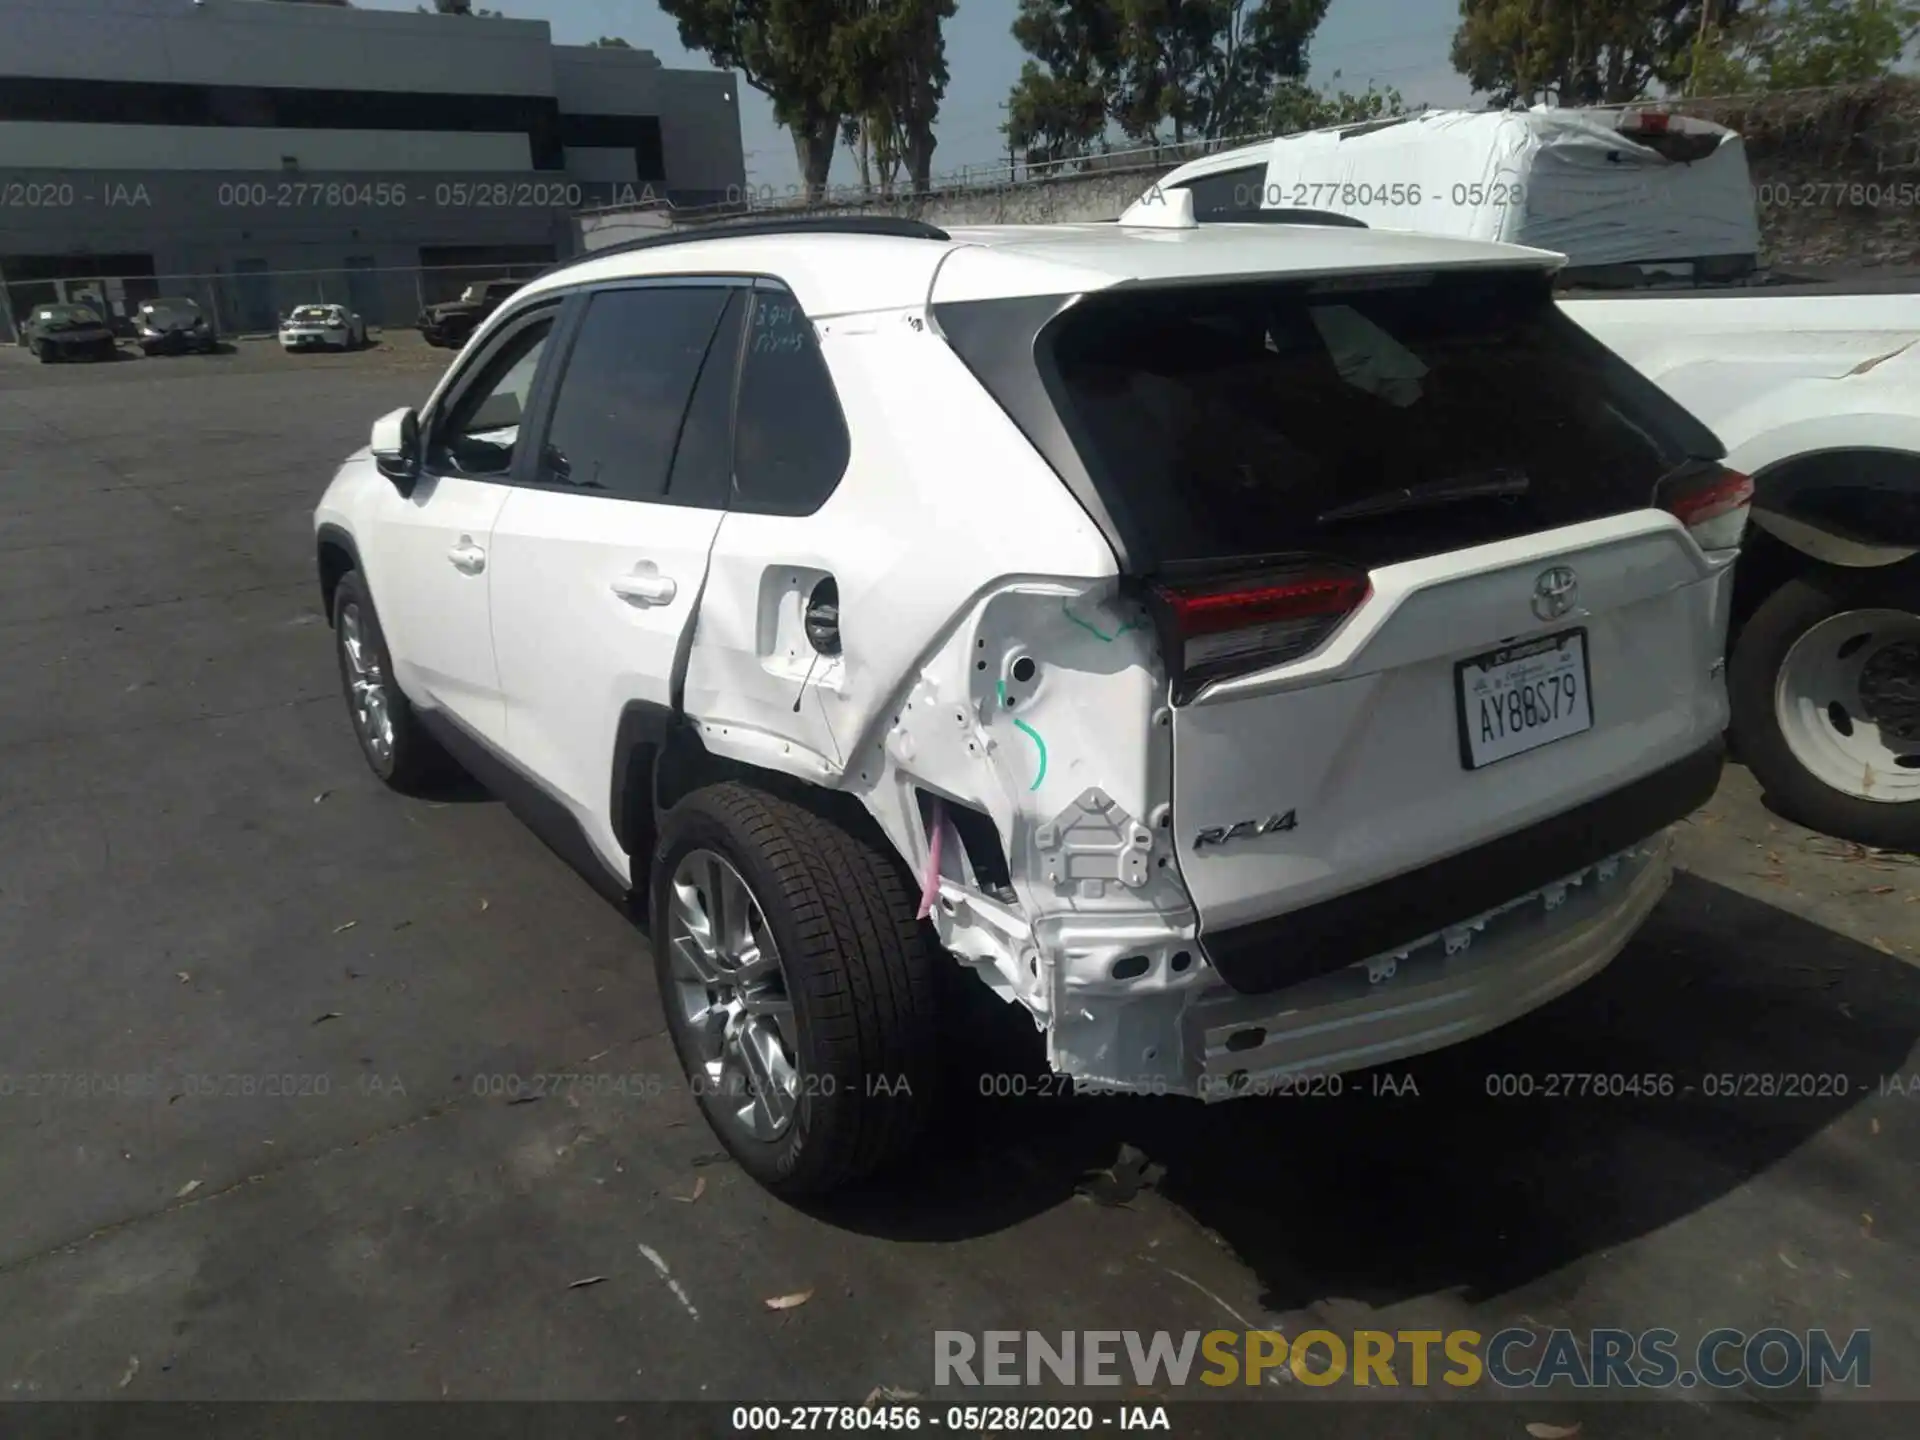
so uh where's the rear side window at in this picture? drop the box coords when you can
[731,288,850,516]
[537,285,732,501]
[1041,269,1722,570]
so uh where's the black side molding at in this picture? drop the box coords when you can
[416,708,633,910]
[610,700,672,858]
[1198,740,1724,995]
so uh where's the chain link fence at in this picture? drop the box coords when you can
[3,258,557,345]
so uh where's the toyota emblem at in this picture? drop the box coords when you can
[1532,566,1579,621]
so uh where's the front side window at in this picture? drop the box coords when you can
[429,314,554,476]
[536,285,732,501]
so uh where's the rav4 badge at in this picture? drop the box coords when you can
[1193,810,1298,849]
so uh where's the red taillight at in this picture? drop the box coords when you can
[1657,465,1753,551]
[1623,110,1670,135]
[1150,564,1370,701]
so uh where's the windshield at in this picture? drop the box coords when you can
[37,305,101,325]
[145,298,201,320]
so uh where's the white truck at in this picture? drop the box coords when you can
[1153,108,1920,849]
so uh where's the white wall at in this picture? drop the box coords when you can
[0,122,531,172]
[0,0,557,95]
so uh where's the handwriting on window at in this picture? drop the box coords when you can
[751,299,808,356]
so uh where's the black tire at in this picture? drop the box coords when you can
[33,340,51,363]
[650,782,938,1196]
[1729,562,1920,850]
[329,570,455,793]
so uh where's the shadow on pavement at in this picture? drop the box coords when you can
[817,872,1918,1313]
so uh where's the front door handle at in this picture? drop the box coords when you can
[447,538,486,574]
[609,570,677,605]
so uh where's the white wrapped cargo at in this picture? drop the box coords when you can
[1159,108,1760,269]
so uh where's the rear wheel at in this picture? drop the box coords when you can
[651,783,938,1196]
[330,570,454,793]
[1730,563,1920,850]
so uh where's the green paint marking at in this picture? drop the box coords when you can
[1012,718,1048,791]
[1061,599,1145,643]
[995,680,1047,790]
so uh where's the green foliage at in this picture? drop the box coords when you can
[835,0,956,194]
[1451,0,1732,106]
[1267,71,1408,132]
[1005,0,1332,157]
[1688,0,1920,93]
[589,35,634,48]
[655,0,854,192]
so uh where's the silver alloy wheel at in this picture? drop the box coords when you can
[338,602,395,764]
[666,848,801,1142]
[1775,607,1920,804]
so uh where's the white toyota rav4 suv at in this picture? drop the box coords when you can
[313,205,1740,1195]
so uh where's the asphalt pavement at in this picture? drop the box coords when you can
[0,334,1915,1430]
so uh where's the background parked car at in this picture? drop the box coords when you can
[22,303,117,362]
[136,296,219,355]
[418,279,522,348]
[279,304,368,353]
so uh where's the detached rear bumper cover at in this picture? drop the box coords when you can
[1197,740,1723,994]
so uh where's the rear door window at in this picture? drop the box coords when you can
[1042,269,1722,570]
[535,285,733,501]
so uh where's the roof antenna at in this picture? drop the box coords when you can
[1118,185,1198,229]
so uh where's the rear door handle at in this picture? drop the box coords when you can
[447,538,486,574]
[609,571,677,605]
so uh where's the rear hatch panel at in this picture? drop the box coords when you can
[938,262,1734,994]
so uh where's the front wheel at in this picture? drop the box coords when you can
[330,570,455,792]
[1730,563,1920,850]
[651,783,938,1196]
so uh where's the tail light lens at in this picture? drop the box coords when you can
[1656,463,1753,552]
[1148,562,1371,702]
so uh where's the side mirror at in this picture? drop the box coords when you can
[370,406,420,491]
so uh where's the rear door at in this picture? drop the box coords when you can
[487,279,745,875]
[1038,268,1737,987]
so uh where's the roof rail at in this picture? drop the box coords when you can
[540,215,953,278]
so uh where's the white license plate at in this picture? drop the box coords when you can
[1455,629,1593,769]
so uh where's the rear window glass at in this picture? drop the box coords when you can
[1042,270,1721,570]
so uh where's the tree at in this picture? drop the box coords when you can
[1688,0,1920,93]
[1004,0,1119,163]
[1004,0,1332,160]
[836,0,954,195]
[1451,0,1737,107]
[657,0,854,198]
[590,35,634,48]
[416,1,506,14]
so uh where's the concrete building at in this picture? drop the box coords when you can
[0,0,744,338]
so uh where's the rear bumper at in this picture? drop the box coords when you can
[1197,739,1723,994]
[1183,831,1675,1093]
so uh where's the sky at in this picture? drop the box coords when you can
[354,0,1477,192]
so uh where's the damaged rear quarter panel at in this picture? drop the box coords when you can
[679,308,1210,1086]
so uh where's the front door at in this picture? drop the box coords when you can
[364,304,560,748]
[489,282,744,874]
